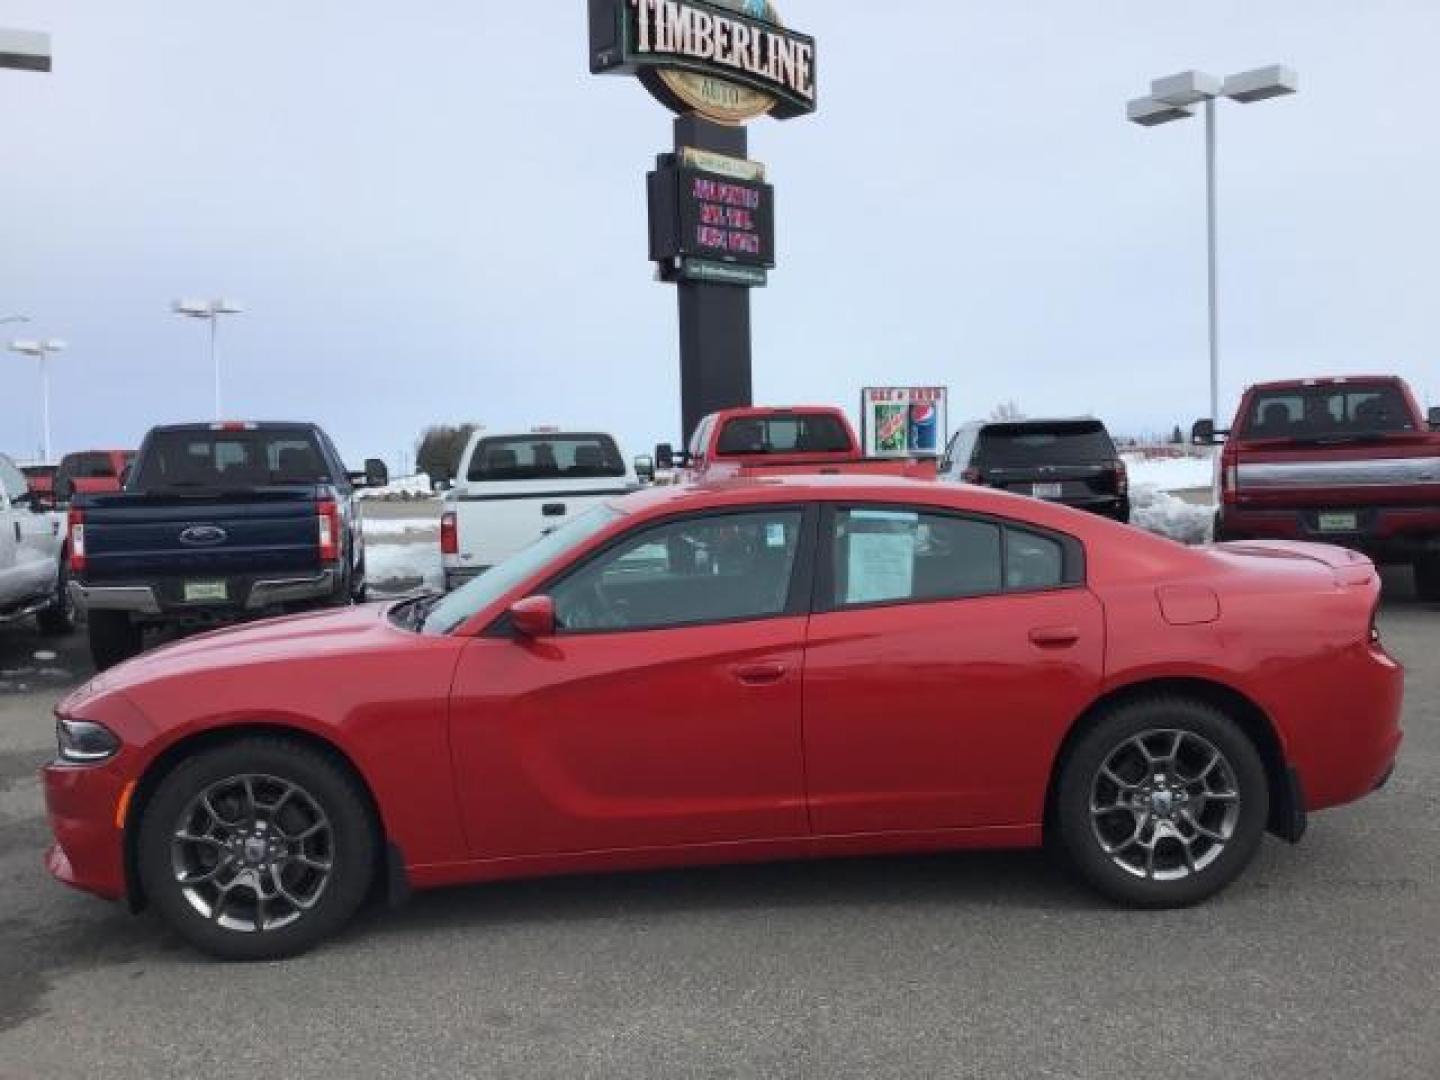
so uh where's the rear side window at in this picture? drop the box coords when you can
[467,435,625,482]
[976,423,1116,467]
[830,508,1075,608]
[715,414,853,456]
[1242,384,1415,438]
[132,430,331,490]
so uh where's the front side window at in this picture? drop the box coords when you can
[552,510,804,632]
[830,508,1073,608]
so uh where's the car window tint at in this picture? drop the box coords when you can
[833,509,1002,606]
[552,510,803,632]
[976,423,1116,466]
[1242,384,1414,438]
[1006,529,1064,590]
[468,435,626,482]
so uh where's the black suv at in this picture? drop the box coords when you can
[940,419,1129,522]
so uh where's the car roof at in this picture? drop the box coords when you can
[612,473,1093,525]
[1244,375,1403,393]
[148,422,321,434]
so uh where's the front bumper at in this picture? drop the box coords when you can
[43,760,129,902]
[71,569,337,617]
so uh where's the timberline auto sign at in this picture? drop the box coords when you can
[590,0,818,124]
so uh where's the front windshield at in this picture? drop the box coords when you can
[420,506,623,635]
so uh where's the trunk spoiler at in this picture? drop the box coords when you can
[1213,540,1376,585]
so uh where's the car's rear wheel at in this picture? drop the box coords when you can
[87,611,144,670]
[1415,555,1440,602]
[137,737,376,961]
[1055,697,1268,907]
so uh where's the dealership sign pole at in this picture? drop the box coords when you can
[589,0,817,442]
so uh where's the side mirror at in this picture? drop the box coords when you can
[1191,419,1216,446]
[509,595,555,639]
[364,458,390,488]
[655,443,675,471]
[633,455,655,483]
[1428,406,1440,432]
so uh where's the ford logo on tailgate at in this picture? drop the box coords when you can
[179,524,228,547]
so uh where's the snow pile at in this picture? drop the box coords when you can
[356,474,435,500]
[365,543,443,595]
[362,518,439,541]
[1122,452,1214,492]
[1130,485,1213,546]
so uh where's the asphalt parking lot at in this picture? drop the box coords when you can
[0,571,1436,1079]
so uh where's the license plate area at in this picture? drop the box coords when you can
[1317,512,1359,533]
[183,580,229,603]
[1032,482,1064,499]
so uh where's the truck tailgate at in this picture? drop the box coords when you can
[80,490,322,580]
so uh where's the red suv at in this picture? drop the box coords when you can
[1196,376,1440,599]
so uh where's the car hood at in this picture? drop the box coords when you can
[86,603,398,695]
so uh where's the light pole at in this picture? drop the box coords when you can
[0,314,31,326]
[1128,65,1298,424]
[8,338,66,462]
[173,299,244,420]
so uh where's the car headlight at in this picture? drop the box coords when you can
[55,716,121,764]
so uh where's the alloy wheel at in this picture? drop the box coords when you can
[170,774,334,933]
[1089,729,1242,881]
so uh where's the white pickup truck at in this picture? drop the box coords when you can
[440,430,643,591]
[0,453,73,634]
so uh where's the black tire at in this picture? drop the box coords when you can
[136,736,377,961]
[351,554,368,604]
[36,559,76,636]
[87,610,144,670]
[1415,556,1440,602]
[1055,696,1269,908]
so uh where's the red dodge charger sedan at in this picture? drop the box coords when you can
[43,476,1402,959]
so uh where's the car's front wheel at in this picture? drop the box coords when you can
[1055,697,1268,907]
[137,737,377,960]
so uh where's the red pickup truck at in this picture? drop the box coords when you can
[1195,375,1440,599]
[655,407,937,482]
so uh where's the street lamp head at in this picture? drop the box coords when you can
[1127,96,1196,127]
[9,339,42,356]
[212,300,244,316]
[42,339,66,353]
[1223,65,1298,104]
[0,28,52,73]
[1150,70,1222,108]
[173,299,212,317]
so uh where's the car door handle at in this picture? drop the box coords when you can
[732,662,788,686]
[1029,626,1081,648]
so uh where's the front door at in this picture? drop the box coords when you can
[449,506,815,858]
[803,505,1104,834]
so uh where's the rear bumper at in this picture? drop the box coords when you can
[1218,505,1440,562]
[72,568,337,617]
[444,566,491,592]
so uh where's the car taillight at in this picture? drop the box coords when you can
[317,499,340,563]
[1220,459,1239,505]
[440,510,458,555]
[1112,460,1129,496]
[67,507,86,574]
[962,467,983,485]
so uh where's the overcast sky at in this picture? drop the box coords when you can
[2,0,1436,468]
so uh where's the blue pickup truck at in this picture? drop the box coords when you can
[67,422,387,669]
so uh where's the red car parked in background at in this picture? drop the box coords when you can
[43,476,1402,959]
[53,449,134,501]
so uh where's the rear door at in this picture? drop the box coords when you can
[802,504,1104,834]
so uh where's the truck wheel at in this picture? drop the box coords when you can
[351,557,368,604]
[1416,556,1440,602]
[88,611,144,670]
[37,559,76,636]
